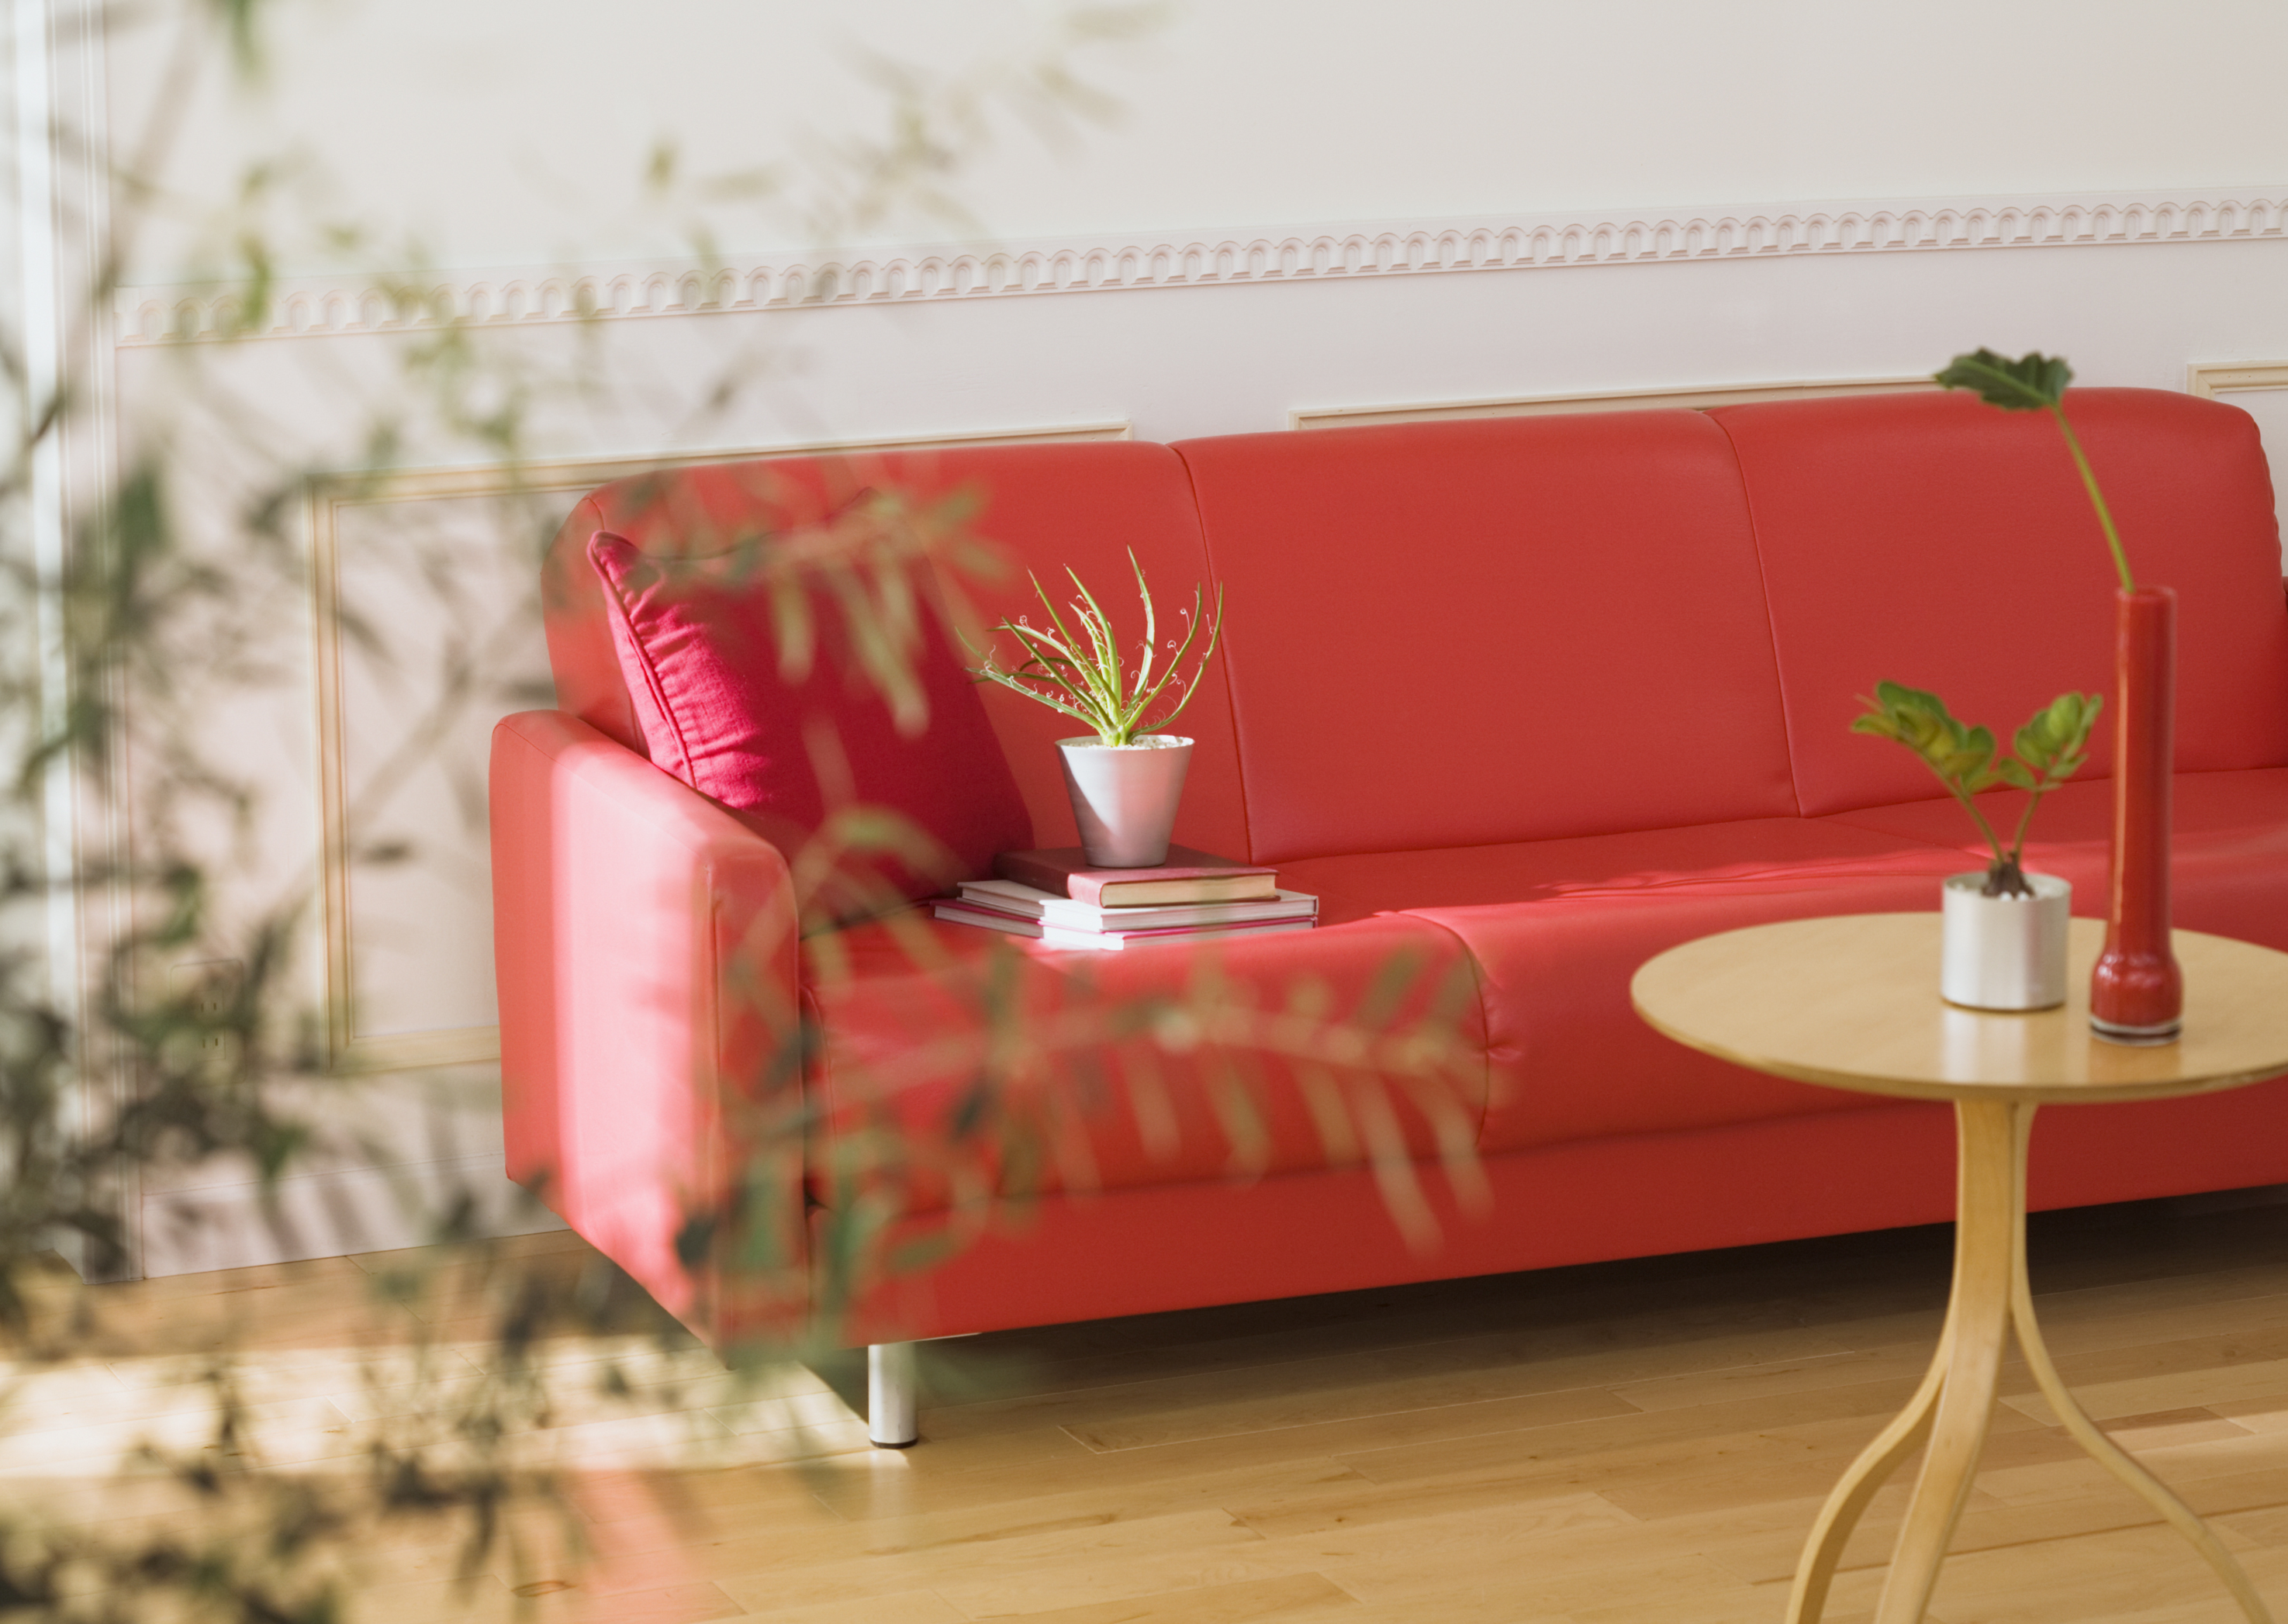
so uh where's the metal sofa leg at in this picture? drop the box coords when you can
[868,1342,919,1447]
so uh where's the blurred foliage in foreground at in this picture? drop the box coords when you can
[0,4,1483,1619]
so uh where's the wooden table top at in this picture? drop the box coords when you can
[1631,914,2288,1105]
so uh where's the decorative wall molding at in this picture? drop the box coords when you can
[1292,375,1937,430]
[2187,361,2288,399]
[119,188,2288,346]
[309,420,1131,1076]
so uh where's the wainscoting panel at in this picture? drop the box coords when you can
[320,482,554,1073]
[308,423,1131,1074]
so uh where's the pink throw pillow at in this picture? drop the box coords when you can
[587,529,1030,914]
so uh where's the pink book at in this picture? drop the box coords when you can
[994,845,1278,907]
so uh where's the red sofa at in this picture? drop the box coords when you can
[493,389,2288,1440]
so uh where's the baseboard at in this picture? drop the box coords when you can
[133,1152,566,1278]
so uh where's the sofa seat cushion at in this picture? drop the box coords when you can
[800,910,1488,1212]
[1824,769,2288,949]
[1282,820,1968,1156]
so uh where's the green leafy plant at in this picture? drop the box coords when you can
[1934,347,2136,592]
[1852,682,2103,897]
[968,550,1225,745]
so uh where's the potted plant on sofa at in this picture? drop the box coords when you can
[1852,681,2100,1010]
[969,552,1225,867]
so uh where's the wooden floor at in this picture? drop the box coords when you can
[22,1187,2288,1622]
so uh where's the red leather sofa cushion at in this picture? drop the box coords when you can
[1170,412,1797,863]
[1826,768,2288,951]
[589,529,1028,904]
[1283,819,1968,1154]
[1712,389,2288,817]
[801,910,1486,1211]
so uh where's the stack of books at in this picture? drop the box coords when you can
[935,845,1319,951]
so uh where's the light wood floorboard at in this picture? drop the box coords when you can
[15,1188,2288,1618]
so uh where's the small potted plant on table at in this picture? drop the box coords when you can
[1853,682,2100,1010]
[969,553,1225,868]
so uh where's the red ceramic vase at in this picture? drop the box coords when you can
[2089,585,2183,1044]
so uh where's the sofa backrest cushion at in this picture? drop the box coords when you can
[1171,413,1799,864]
[544,441,1253,866]
[1713,389,2288,817]
[589,527,1028,907]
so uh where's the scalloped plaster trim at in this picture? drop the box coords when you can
[117,188,2288,345]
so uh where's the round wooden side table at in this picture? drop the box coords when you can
[1632,914,2288,1624]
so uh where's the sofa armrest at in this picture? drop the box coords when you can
[490,710,801,1345]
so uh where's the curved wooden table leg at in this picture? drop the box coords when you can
[1868,1100,2028,1624]
[2009,1192,2276,1622]
[1785,1336,1948,1623]
[1792,1097,2277,1624]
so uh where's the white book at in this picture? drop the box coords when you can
[955,878,1319,933]
[933,902,1317,951]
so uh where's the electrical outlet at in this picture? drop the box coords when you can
[168,959,244,1063]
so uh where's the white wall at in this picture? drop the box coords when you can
[60,0,2288,1272]
[109,1,2288,279]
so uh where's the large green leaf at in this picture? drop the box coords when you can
[2013,689,2102,779]
[1849,681,2001,794]
[1933,348,2073,411]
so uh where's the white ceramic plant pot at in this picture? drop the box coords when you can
[1941,872,2072,1011]
[1056,735,1194,867]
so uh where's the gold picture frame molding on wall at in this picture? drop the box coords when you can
[1290,375,1938,431]
[309,420,1133,1076]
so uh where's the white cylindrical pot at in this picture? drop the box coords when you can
[1941,872,2072,1011]
[1056,735,1194,867]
